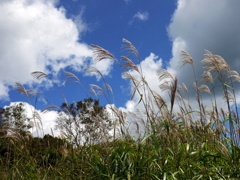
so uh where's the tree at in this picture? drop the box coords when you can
[0,102,32,137]
[55,98,112,146]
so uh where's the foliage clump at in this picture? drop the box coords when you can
[56,97,113,146]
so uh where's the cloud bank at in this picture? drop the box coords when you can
[168,0,240,87]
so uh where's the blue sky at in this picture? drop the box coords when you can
[1,0,240,136]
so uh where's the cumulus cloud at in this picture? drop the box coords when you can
[0,0,113,100]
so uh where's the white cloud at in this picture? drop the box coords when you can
[129,11,149,25]
[0,83,9,101]
[0,0,113,100]
[73,7,88,35]
[125,100,136,112]
[133,11,149,21]
[31,109,60,137]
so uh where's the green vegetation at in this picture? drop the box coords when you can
[0,39,239,179]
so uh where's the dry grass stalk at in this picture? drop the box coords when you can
[122,38,139,60]
[31,71,48,79]
[121,56,139,72]
[223,90,235,103]
[64,71,81,84]
[15,83,30,97]
[90,44,116,62]
[85,66,104,79]
[199,84,211,94]
[182,83,188,92]
[157,68,175,82]
[202,50,230,74]
[229,70,240,82]
[170,78,178,114]
[181,50,194,66]
[202,71,214,84]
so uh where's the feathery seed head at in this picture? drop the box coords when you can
[90,44,116,62]
[156,69,175,82]
[202,71,214,84]
[202,50,230,74]
[121,56,139,72]
[182,83,188,92]
[199,84,211,94]
[181,50,194,66]
[122,38,139,59]
[31,71,48,79]
[229,70,240,82]
[223,90,235,103]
